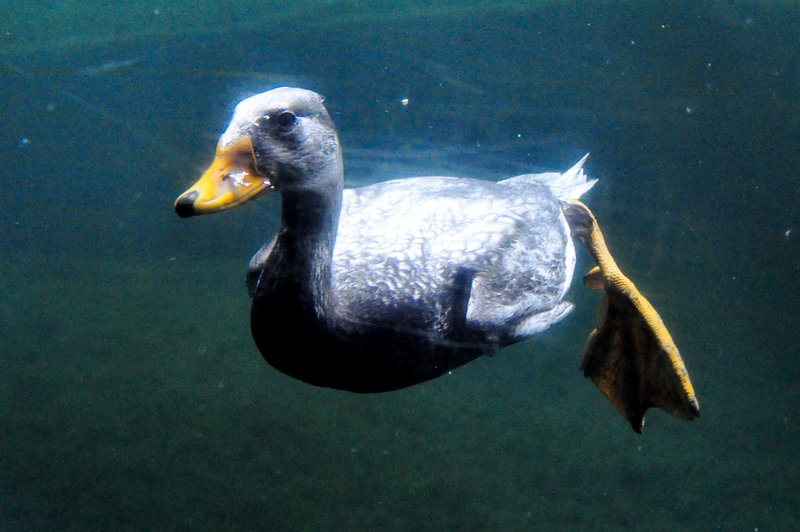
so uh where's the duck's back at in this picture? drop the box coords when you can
[332,175,577,344]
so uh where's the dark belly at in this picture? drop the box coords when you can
[250,303,494,392]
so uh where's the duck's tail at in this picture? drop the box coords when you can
[547,154,597,201]
[501,153,597,201]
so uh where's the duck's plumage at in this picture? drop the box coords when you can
[176,87,699,431]
[249,166,594,348]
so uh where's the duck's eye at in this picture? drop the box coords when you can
[276,110,296,128]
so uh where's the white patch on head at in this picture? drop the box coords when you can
[218,87,320,149]
[219,93,271,148]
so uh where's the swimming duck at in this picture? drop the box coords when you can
[175,87,698,432]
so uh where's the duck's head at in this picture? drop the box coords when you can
[175,87,341,218]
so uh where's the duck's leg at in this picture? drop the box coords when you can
[562,200,699,433]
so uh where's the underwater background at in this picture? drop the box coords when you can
[1,1,798,529]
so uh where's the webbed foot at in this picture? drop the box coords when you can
[563,200,699,433]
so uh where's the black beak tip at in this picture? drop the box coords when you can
[175,191,199,218]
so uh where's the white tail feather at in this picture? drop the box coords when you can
[500,153,597,201]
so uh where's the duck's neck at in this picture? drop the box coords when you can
[269,181,343,319]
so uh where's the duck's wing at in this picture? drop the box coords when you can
[563,200,700,433]
[331,177,575,342]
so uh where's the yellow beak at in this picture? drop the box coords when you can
[174,136,273,218]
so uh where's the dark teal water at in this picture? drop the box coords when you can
[1,1,798,529]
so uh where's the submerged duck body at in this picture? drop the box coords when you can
[176,87,699,432]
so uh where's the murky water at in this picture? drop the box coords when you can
[1,1,797,529]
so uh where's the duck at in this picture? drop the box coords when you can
[175,87,699,432]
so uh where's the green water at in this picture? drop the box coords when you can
[1,1,798,529]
